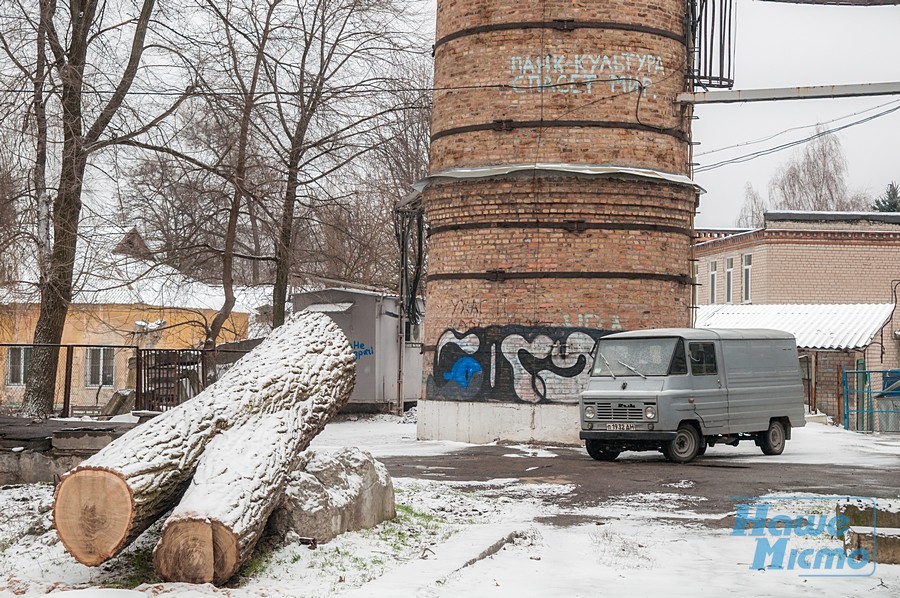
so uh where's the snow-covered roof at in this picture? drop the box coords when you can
[694,304,895,351]
[303,302,355,313]
[766,211,900,224]
[0,221,270,314]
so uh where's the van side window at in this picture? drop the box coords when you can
[689,342,717,375]
[669,341,688,375]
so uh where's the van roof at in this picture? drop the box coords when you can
[602,328,797,341]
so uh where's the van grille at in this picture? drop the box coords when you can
[589,403,644,421]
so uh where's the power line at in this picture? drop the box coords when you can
[694,102,900,173]
[695,97,900,157]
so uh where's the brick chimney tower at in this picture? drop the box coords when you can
[418,0,698,443]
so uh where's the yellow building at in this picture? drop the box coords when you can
[0,228,263,413]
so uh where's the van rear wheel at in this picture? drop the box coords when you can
[663,425,701,463]
[585,440,620,461]
[760,420,786,456]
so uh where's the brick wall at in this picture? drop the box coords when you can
[695,222,900,388]
[431,0,691,173]
[812,351,858,420]
[423,0,694,406]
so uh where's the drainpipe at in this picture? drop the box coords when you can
[397,295,405,416]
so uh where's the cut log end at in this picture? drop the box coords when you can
[155,518,239,585]
[53,468,134,566]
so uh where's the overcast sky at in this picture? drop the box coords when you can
[691,0,900,227]
[422,0,900,228]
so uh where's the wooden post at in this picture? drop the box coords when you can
[62,346,74,417]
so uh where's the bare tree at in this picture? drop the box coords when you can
[0,0,193,416]
[296,56,432,291]
[767,129,871,212]
[734,183,767,228]
[125,0,425,330]
[734,129,871,229]
[264,0,424,327]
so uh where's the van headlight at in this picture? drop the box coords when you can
[584,406,596,419]
[644,406,657,420]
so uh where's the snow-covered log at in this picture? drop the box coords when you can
[153,408,310,584]
[267,448,395,545]
[52,312,355,566]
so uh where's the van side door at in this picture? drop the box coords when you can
[686,341,728,432]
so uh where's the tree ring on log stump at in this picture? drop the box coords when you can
[211,520,240,585]
[154,518,239,584]
[153,519,215,583]
[53,469,134,566]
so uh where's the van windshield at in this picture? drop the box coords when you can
[592,337,682,377]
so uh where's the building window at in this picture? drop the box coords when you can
[743,254,753,303]
[85,347,115,387]
[6,347,31,386]
[725,258,734,303]
[709,261,717,303]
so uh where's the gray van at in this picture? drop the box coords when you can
[579,328,806,463]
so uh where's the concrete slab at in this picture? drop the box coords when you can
[51,427,130,452]
[846,526,900,565]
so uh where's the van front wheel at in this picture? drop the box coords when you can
[760,421,786,456]
[585,440,620,462]
[663,425,701,463]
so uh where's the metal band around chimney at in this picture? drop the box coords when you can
[428,221,693,237]
[434,20,687,50]
[428,271,692,284]
[431,119,689,143]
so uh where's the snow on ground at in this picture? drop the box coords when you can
[0,421,898,597]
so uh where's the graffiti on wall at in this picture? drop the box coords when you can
[352,340,374,360]
[426,325,612,404]
[509,53,665,97]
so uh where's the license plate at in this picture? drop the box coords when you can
[606,423,636,431]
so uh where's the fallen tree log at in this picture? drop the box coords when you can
[53,312,355,566]
[154,443,395,584]
[153,408,312,584]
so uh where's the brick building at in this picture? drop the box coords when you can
[694,211,900,425]
[418,0,700,444]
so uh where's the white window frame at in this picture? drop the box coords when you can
[6,347,31,386]
[725,257,734,304]
[85,347,115,387]
[708,261,717,303]
[742,254,753,303]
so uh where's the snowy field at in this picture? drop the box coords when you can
[0,419,898,597]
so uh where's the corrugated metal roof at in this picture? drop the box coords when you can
[694,304,895,351]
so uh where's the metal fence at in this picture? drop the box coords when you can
[135,348,251,412]
[842,369,900,433]
[0,343,137,417]
[0,344,252,417]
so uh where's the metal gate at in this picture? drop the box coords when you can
[842,369,900,433]
[135,349,205,412]
[135,348,252,412]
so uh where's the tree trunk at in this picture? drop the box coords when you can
[52,312,355,566]
[21,153,88,416]
[21,0,158,416]
[153,406,335,584]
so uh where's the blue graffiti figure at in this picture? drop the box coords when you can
[443,356,483,388]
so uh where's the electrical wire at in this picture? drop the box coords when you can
[696,97,900,158]
[694,102,900,173]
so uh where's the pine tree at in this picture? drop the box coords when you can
[873,182,900,212]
